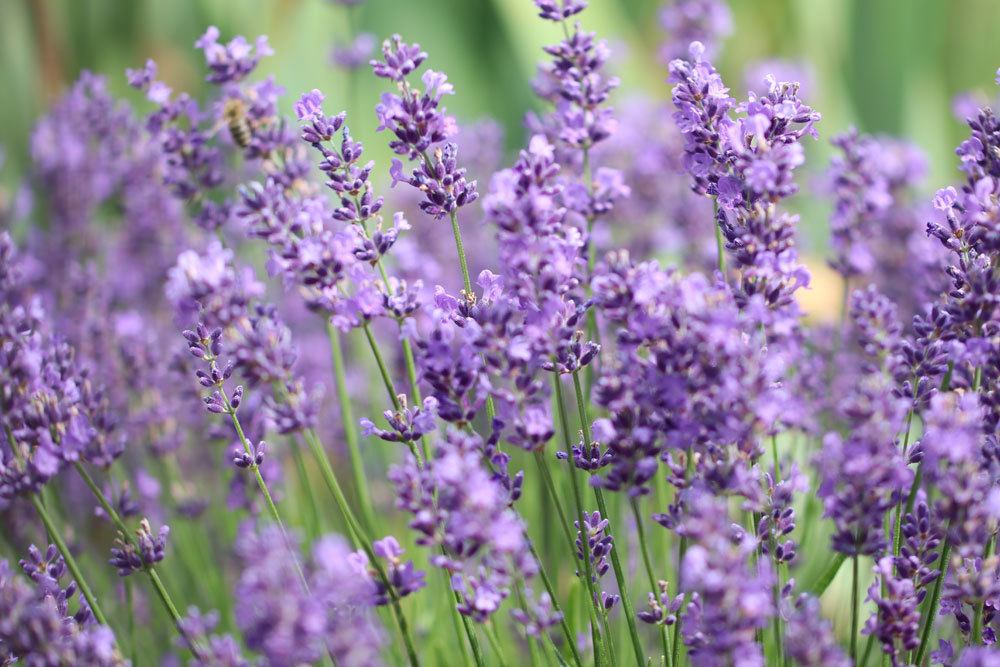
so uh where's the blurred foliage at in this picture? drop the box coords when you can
[3,0,1000,247]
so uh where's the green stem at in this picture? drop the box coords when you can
[449,210,473,295]
[913,537,951,666]
[361,321,403,411]
[29,492,108,626]
[485,620,509,667]
[289,434,322,540]
[73,462,204,656]
[850,554,859,663]
[222,388,309,591]
[300,427,422,667]
[573,371,645,665]
[630,497,672,667]
[325,320,377,533]
[553,374,609,665]
[528,540,584,667]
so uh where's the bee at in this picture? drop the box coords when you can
[222,97,253,149]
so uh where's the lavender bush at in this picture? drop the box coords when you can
[1,0,999,665]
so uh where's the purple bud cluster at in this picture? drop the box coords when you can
[372,37,479,220]
[108,518,170,577]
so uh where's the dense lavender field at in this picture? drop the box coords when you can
[1,0,999,665]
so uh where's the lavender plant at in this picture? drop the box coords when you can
[2,0,1000,665]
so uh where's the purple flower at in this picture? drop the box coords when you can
[108,518,169,577]
[195,26,273,84]
[533,0,587,21]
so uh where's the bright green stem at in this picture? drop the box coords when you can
[573,370,645,666]
[850,555,859,663]
[528,540,584,667]
[29,492,108,626]
[323,321,377,533]
[446,209,498,423]
[630,497,672,667]
[361,322,403,411]
[914,537,951,666]
[72,462,203,654]
[223,390,309,591]
[288,435,322,540]
[300,427,422,667]
[712,198,726,274]
[553,374,609,665]
[449,210,474,295]
[484,620,509,667]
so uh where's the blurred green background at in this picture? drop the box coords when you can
[2,0,999,242]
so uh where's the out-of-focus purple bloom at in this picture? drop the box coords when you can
[659,0,732,63]
[177,607,250,667]
[331,33,376,70]
[817,288,911,556]
[389,428,536,622]
[235,525,384,667]
[784,594,850,666]
[0,556,125,666]
[677,488,772,666]
[533,0,587,21]
[350,536,426,606]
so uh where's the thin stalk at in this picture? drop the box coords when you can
[324,320,377,533]
[671,449,696,667]
[361,322,403,411]
[29,493,108,626]
[288,434,322,540]
[454,587,486,667]
[449,210,474,295]
[446,209,498,423]
[553,374,609,665]
[300,427,422,667]
[485,620,509,667]
[913,537,951,666]
[73,461,204,656]
[630,497,672,667]
[850,554,859,663]
[528,540,584,667]
[573,369,645,665]
[222,388,309,591]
